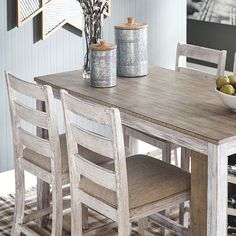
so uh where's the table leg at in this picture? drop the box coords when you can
[36,100,50,227]
[123,126,139,155]
[207,144,228,236]
[191,144,228,236]
[191,151,208,236]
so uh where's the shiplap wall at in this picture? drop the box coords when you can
[0,0,186,172]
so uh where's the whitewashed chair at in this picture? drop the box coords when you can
[6,74,110,236]
[61,90,191,236]
[6,73,66,236]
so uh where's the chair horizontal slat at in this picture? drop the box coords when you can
[64,93,112,126]
[20,158,52,184]
[179,44,223,64]
[18,224,41,236]
[15,100,49,129]
[19,128,52,158]
[71,124,114,159]
[8,73,46,101]
[178,67,216,80]
[75,154,116,191]
[78,189,117,222]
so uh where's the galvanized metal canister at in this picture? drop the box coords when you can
[90,41,117,88]
[115,17,148,77]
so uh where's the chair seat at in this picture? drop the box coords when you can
[80,155,191,210]
[23,134,111,174]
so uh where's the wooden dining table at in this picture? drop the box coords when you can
[35,66,236,236]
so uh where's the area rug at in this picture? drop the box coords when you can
[0,188,174,236]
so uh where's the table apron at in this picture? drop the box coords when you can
[121,112,208,155]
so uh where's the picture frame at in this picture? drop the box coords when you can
[16,0,111,40]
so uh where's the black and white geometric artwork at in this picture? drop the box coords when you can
[17,0,111,40]
[187,0,236,25]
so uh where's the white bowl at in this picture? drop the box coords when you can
[215,88,236,112]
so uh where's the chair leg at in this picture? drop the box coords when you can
[173,148,179,167]
[37,179,50,227]
[71,188,83,236]
[161,143,171,235]
[82,204,89,230]
[179,201,189,227]
[179,147,191,227]
[51,179,63,236]
[159,209,170,236]
[11,163,25,236]
[138,218,148,235]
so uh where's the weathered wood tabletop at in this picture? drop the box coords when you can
[35,66,236,145]
[35,66,234,236]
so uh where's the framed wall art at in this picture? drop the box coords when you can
[16,0,111,40]
[187,0,236,70]
[187,0,236,26]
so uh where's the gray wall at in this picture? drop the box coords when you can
[0,0,186,172]
[188,19,235,71]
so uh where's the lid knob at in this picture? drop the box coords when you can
[100,40,108,47]
[127,16,135,25]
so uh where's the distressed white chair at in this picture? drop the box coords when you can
[6,74,110,236]
[61,90,191,236]
[6,73,66,236]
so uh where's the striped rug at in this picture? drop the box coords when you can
[0,188,177,236]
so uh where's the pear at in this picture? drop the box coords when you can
[229,75,236,88]
[220,84,235,95]
[216,76,230,89]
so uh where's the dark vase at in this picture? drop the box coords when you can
[83,13,102,79]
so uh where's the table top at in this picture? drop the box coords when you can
[35,66,236,144]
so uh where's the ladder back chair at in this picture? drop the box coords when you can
[61,90,191,236]
[6,73,71,236]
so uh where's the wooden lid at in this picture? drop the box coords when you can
[114,17,148,30]
[91,41,117,51]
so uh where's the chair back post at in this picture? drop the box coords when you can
[217,50,227,76]
[233,52,236,74]
[5,72,23,159]
[44,85,62,183]
[60,90,80,186]
[176,43,227,79]
[110,108,130,227]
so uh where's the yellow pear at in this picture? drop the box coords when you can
[229,75,236,88]
[216,76,230,89]
[220,84,235,95]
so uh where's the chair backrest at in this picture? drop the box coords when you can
[61,90,129,213]
[175,43,227,79]
[5,72,62,177]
